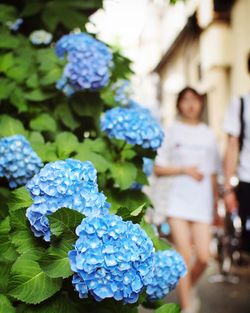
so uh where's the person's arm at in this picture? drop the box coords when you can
[212,174,220,224]
[223,134,239,212]
[154,165,203,181]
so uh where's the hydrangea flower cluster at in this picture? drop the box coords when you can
[6,18,23,31]
[68,214,154,303]
[0,135,43,188]
[146,250,187,301]
[112,80,132,106]
[55,32,113,95]
[26,159,110,241]
[29,30,53,45]
[101,103,164,150]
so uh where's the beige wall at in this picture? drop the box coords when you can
[230,0,250,97]
[157,0,250,151]
[159,35,200,127]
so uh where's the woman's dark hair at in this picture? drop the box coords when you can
[176,86,203,114]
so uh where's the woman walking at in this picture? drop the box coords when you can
[154,87,220,313]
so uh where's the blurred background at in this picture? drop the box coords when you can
[87,1,250,312]
[88,0,250,152]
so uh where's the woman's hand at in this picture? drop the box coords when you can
[183,166,204,181]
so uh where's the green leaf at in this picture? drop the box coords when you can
[0,187,11,218]
[140,219,171,251]
[10,87,28,112]
[116,203,146,223]
[40,67,62,85]
[48,208,85,237]
[106,188,151,213]
[7,65,29,83]
[131,203,146,216]
[0,78,15,100]
[9,208,43,254]
[136,168,148,186]
[29,113,57,132]
[0,4,16,22]
[34,142,57,162]
[155,303,181,313]
[55,132,79,158]
[0,261,12,293]
[75,141,110,173]
[8,254,62,304]
[25,89,54,101]
[0,33,20,49]
[26,73,39,88]
[0,294,15,313]
[28,131,45,147]
[40,235,73,279]
[110,162,137,190]
[8,187,33,212]
[0,52,14,73]
[121,148,137,160]
[22,294,79,313]
[0,217,18,262]
[21,2,44,17]
[0,115,26,137]
[54,103,80,131]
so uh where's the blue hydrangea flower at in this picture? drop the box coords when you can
[101,103,164,150]
[6,18,23,31]
[26,159,110,241]
[29,30,53,45]
[0,135,43,188]
[55,32,113,94]
[112,80,132,106]
[68,214,154,303]
[146,250,187,301]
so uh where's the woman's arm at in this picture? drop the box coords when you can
[154,165,204,181]
[212,174,220,223]
[223,135,239,212]
[154,165,183,177]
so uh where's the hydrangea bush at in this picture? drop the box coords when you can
[0,1,185,313]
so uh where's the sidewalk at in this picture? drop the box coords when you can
[140,260,250,313]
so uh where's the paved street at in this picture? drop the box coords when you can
[140,260,250,313]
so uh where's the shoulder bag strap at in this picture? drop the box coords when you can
[239,97,245,152]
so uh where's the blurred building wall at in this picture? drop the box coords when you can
[143,0,250,151]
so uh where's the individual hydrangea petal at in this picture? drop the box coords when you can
[55,32,113,94]
[6,18,23,31]
[26,159,110,241]
[29,30,53,45]
[68,214,154,303]
[146,250,187,301]
[101,102,164,150]
[0,135,43,188]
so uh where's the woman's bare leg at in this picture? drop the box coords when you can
[190,222,211,285]
[168,218,192,310]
